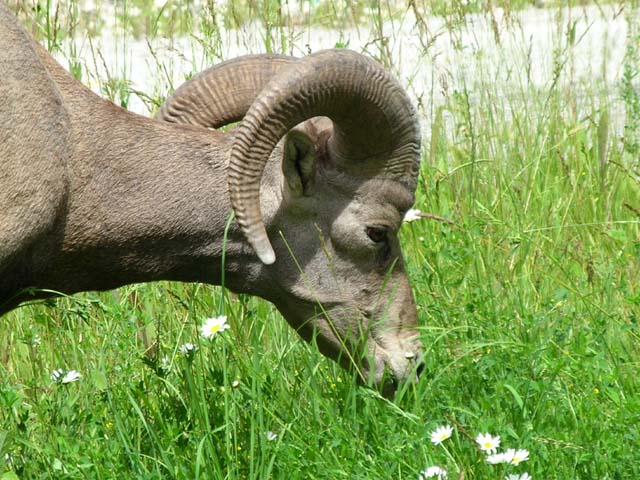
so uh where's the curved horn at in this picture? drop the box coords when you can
[156,54,297,129]
[230,49,421,265]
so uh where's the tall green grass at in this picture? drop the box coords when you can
[2,1,639,478]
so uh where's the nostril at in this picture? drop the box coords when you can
[381,372,399,399]
[415,358,426,379]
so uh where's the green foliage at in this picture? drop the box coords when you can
[2,1,639,478]
[622,2,640,159]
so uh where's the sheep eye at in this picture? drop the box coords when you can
[366,226,388,243]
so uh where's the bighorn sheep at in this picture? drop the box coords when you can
[0,3,424,393]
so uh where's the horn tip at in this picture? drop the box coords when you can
[249,235,276,264]
[257,247,276,265]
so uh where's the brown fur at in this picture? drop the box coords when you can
[0,3,423,393]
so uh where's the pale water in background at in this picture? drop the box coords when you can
[52,3,632,137]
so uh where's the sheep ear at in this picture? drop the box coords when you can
[283,130,316,196]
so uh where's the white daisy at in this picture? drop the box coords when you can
[487,452,508,464]
[506,474,532,480]
[265,431,278,441]
[179,342,198,355]
[160,355,172,372]
[475,432,501,454]
[418,466,447,479]
[200,315,230,339]
[51,369,64,383]
[52,369,81,384]
[62,370,81,384]
[504,448,530,465]
[430,425,453,445]
[403,208,423,222]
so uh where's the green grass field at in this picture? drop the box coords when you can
[2,1,639,478]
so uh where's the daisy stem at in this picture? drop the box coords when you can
[445,414,481,452]
[439,444,458,472]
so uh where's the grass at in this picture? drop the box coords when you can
[2,0,640,478]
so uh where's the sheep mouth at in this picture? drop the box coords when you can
[303,329,425,397]
[359,339,425,397]
[276,302,423,395]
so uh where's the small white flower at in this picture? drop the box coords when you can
[179,342,198,355]
[504,448,530,465]
[52,369,81,384]
[487,452,508,464]
[231,379,240,388]
[265,431,277,441]
[32,335,42,347]
[51,369,64,383]
[403,208,423,222]
[418,465,447,479]
[160,355,171,371]
[506,474,531,480]
[200,315,230,339]
[62,370,81,384]
[476,432,501,454]
[430,425,453,445]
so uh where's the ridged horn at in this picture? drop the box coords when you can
[156,54,297,129]
[229,49,421,265]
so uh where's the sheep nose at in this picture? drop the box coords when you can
[404,351,426,380]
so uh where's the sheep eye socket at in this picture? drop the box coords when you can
[366,226,388,243]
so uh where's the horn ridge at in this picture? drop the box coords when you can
[229,49,421,264]
[156,54,297,129]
